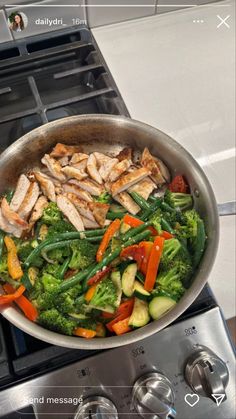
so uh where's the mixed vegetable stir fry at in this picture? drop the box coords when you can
[0,144,206,338]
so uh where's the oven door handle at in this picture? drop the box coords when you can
[217,201,236,216]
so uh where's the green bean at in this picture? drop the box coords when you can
[122,230,151,247]
[24,230,106,268]
[121,222,151,242]
[148,195,156,203]
[106,211,126,220]
[0,231,4,261]
[140,199,162,221]
[58,257,71,279]
[192,220,206,269]
[161,202,175,213]
[21,272,33,291]
[59,264,97,293]
[161,219,175,235]
[130,192,150,210]
[136,270,145,284]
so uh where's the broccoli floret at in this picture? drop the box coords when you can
[46,245,70,264]
[38,309,76,335]
[41,273,62,293]
[164,189,193,211]
[18,242,32,261]
[41,202,62,226]
[47,220,76,238]
[90,278,117,310]
[160,238,181,270]
[156,266,186,300]
[69,240,97,271]
[94,192,112,204]
[150,208,163,234]
[36,292,55,311]
[56,285,82,314]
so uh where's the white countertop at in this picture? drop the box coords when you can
[92,1,236,319]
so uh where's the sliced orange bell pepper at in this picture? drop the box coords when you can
[96,219,121,262]
[4,236,23,280]
[84,284,97,303]
[3,284,38,321]
[139,241,153,275]
[0,284,25,305]
[144,236,165,292]
[106,298,134,332]
[161,231,173,240]
[73,327,96,339]
[112,317,131,335]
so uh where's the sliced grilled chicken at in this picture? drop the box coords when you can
[114,192,140,215]
[28,196,48,229]
[57,195,84,231]
[99,158,119,181]
[1,197,28,228]
[70,153,89,165]
[18,182,40,220]
[81,216,100,229]
[61,166,88,181]
[93,152,112,167]
[10,174,30,212]
[50,143,81,158]
[128,177,156,200]
[63,183,93,202]
[41,154,66,182]
[69,179,104,197]
[108,159,131,182]
[141,148,165,185]
[116,147,133,162]
[87,154,103,185]
[71,159,88,171]
[34,171,56,202]
[0,208,23,238]
[58,156,69,167]
[155,157,171,183]
[111,167,150,196]
[88,202,110,227]
[66,193,96,221]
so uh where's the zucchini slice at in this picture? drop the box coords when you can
[133,281,150,301]
[129,297,150,328]
[149,296,176,320]
[111,270,122,308]
[122,263,137,297]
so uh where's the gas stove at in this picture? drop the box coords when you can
[0,27,235,419]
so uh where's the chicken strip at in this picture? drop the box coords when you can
[0,208,23,238]
[81,216,100,229]
[155,157,171,183]
[87,154,103,185]
[69,179,104,196]
[114,192,140,215]
[66,193,96,221]
[41,154,66,182]
[108,159,131,182]
[18,182,40,220]
[10,174,30,212]
[50,143,81,158]
[71,159,88,171]
[57,195,84,231]
[128,178,156,200]
[63,183,93,202]
[61,166,88,181]
[88,202,110,227]
[116,147,133,162]
[58,156,69,167]
[93,152,112,167]
[28,196,48,229]
[1,197,28,228]
[34,171,56,202]
[70,153,89,165]
[99,158,119,181]
[111,167,150,196]
[141,148,165,185]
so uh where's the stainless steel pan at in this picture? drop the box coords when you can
[0,115,219,349]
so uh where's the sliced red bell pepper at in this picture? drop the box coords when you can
[168,175,188,193]
[139,241,153,275]
[144,236,165,292]
[161,231,174,240]
[105,298,134,332]
[123,215,157,235]
[3,284,38,321]
[112,317,131,335]
[87,266,112,287]
[120,244,145,269]
[0,284,25,305]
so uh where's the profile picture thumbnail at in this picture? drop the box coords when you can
[8,12,28,32]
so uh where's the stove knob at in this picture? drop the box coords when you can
[184,345,229,402]
[74,396,118,419]
[132,372,176,418]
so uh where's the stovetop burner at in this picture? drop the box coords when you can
[0,26,218,396]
